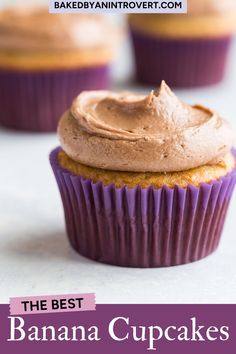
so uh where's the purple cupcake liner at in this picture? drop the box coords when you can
[0,66,109,132]
[50,147,236,268]
[130,30,232,87]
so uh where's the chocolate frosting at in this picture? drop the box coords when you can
[58,81,235,172]
[0,7,115,52]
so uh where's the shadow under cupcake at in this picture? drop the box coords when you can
[50,81,236,267]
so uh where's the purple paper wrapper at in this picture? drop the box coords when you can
[0,66,109,132]
[50,147,236,268]
[130,30,232,87]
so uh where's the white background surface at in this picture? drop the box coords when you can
[0,3,236,303]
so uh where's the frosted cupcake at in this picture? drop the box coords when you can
[129,0,236,87]
[50,81,236,267]
[0,8,117,132]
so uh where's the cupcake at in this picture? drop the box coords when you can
[0,8,117,132]
[129,0,236,87]
[50,81,236,267]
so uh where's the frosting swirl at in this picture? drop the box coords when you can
[0,7,116,52]
[58,81,235,173]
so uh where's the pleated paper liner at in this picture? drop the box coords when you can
[0,66,109,132]
[130,30,232,87]
[50,147,236,268]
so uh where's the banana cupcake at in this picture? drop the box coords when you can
[0,7,118,132]
[129,0,236,87]
[50,81,236,267]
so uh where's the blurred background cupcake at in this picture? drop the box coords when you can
[0,7,118,132]
[129,0,236,87]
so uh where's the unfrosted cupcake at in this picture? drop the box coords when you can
[129,0,236,87]
[0,8,118,132]
[50,81,236,267]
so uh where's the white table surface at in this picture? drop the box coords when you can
[1,37,236,305]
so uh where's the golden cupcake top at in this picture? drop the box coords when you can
[58,149,235,189]
[0,7,116,52]
[129,0,236,39]
[58,81,235,173]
